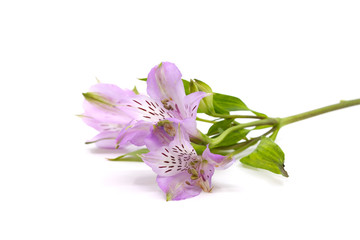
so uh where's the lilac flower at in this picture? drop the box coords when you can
[142,126,235,201]
[116,62,207,149]
[81,83,139,148]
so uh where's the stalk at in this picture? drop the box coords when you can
[279,98,360,127]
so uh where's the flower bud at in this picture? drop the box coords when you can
[189,79,214,114]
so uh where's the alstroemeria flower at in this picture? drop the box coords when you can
[142,126,235,201]
[116,62,207,149]
[81,83,140,148]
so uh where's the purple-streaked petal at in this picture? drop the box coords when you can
[86,131,122,149]
[142,125,197,176]
[156,173,202,201]
[198,161,215,192]
[120,95,174,123]
[180,118,200,138]
[146,62,185,106]
[202,145,235,169]
[183,91,209,119]
[81,115,125,132]
[83,84,137,128]
[89,83,136,102]
[116,121,153,148]
[144,125,175,151]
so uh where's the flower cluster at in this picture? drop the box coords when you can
[81,62,234,200]
[81,61,360,201]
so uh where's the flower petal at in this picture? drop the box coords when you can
[156,173,202,201]
[202,145,235,169]
[82,84,136,129]
[120,95,174,123]
[144,125,175,151]
[89,83,136,101]
[85,131,121,149]
[183,91,209,119]
[198,161,215,192]
[142,125,197,176]
[116,121,153,148]
[147,62,185,105]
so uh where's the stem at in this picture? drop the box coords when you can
[214,127,276,151]
[196,117,216,124]
[280,98,360,127]
[210,118,279,147]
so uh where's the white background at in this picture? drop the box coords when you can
[1,1,360,239]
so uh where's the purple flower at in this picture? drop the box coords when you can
[81,83,139,149]
[141,126,235,201]
[116,62,207,149]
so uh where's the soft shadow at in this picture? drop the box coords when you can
[240,164,286,185]
[104,170,159,192]
[89,147,126,154]
[211,182,243,193]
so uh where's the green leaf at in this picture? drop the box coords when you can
[213,129,250,147]
[207,119,234,135]
[107,149,149,162]
[212,93,267,117]
[213,93,249,112]
[182,79,190,95]
[240,137,288,177]
[191,143,207,155]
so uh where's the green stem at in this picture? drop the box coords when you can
[280,98,360,127]
[196,117,217,124]
[215,127,276,151]
[210,118,279,147]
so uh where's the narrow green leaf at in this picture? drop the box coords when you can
[207,119,234,135]
[137,78,147,81]
[213,101,230,114]
[212,93,267,117]
[107,149,149,161]
[240,137,288,177]
[251,110,268,118]
[213,93,249,112]
[182,79,190,95]
[213,129,250,147]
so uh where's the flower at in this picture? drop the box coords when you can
[115,62,208,149]
[141,126,235,201]
[81,83,139,148]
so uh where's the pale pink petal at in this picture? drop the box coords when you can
[116,121,153,148]
[89,83,136,102]
[198,162,215,192]
[156,173,202,201]
[183,91,209,119]
[146,62,185,106]
[85,131,122,149]
[141,125,197,176]
[202,145,235,169]
[144,126,174,151]
[82,83,137,128]
[119,95,174,123]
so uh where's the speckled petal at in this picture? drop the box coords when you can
[156,173,202,201]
